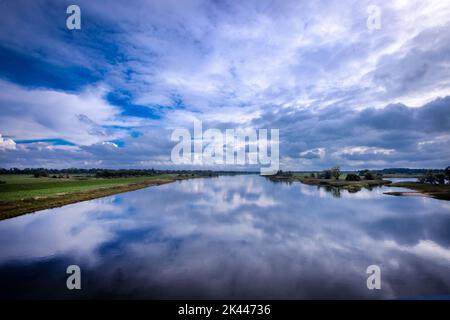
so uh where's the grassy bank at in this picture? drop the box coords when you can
[297,177,390,191]
[0,174,197,220]
[267,175,390,192]
[385,182,450,201]
[268,174,450,200]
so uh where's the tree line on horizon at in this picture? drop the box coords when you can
[0,167,250,178]
[1,167,449,184]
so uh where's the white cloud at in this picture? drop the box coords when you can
[0,80,131,146]
[0,134,16,150]
[300,148,326,159]
[384,239,450,264]
[335,146,395,156]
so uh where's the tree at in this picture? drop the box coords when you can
[320,170,332,179]
[424,170,437,185]
[435,173,445,185]
[310,172,316,178]
[359,169,369,176]
[330,166,341,180]
[345,173,361,181]
[445,166,450,184]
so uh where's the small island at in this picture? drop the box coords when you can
[267,167,390,192]
[267,167,450,200]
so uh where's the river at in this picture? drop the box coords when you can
[0,175,449,299]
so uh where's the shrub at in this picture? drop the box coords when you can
[345,173,361,181]
[33,170,49,178]
[364,172,375,180]
[435,173,446,185]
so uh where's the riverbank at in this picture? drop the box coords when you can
[384,182,450,201]
[267,175,390,192]
[267,175,450,200]
[0,174,200,220]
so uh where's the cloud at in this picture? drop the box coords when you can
[335,146,395,156]
[0,134,16,151]
[4,0,450,112]
[1,94,449,170]
[300,148,326,160]
[0,80,133,146]
[0,0,450,169]
[253,96,450,170]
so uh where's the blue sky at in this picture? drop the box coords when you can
[0,0,449,170]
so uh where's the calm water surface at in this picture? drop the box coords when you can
[0,175,449,299]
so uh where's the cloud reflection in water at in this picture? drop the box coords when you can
[0,175,449,299]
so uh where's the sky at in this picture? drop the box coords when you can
[0,0,449,170]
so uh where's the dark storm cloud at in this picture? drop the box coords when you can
[253,96,450,169]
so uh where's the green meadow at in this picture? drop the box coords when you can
[0,174,186,220]
[0,174,176,202]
